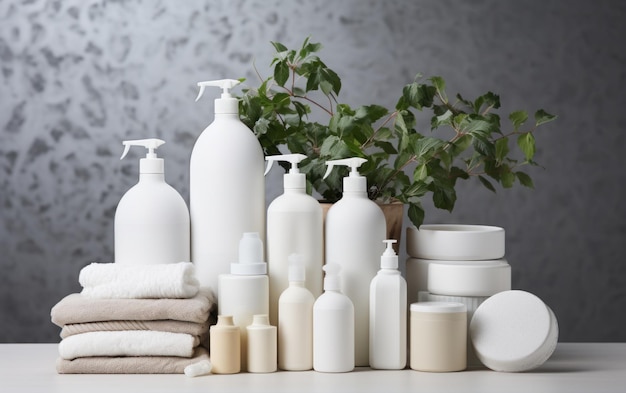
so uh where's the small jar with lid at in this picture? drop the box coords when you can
[410,302,467,372]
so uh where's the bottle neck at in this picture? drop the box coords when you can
[139,173,165,182]
[289,281,306,288]
[342,190,368,198]
[284,188,306,194]
[215,113,239,119]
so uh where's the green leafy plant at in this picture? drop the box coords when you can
[239,38,557,227]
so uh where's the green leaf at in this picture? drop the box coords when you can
[414,163,428,182]
[271,41,288,53]
[413,137,445,159]
[473,92,500,113]
[509,110,528,131]
[432,182,456,212]
[374,140,397,154]
[535,109,557,126]
[495,137,509,164]
[478,175,496,193]
[320,67,341,95]
[274,60,289,86]
[407,203,425,228]
[516,171,534,188]
[517,132,536,161]
[430,76,447,103]
[501,170,516,188]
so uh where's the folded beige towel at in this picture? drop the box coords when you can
[51,289,214,326]
[56,346,210,374]
[59,331,200,360]
[60,320,210,339]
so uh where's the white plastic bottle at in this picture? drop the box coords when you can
[114,139,190,265]
[218,232,269,372]
[324,157,386,366]
[247,314,277,373]
[278,254,315,371]
[313,263,354,373]
[190,79,265,294]
[369,239,407,370]
[265,153,323,326]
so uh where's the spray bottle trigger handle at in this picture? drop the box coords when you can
[263,158,275,176]
[323,163,335,180]
[120,143,131,160]
[195,84,207,102]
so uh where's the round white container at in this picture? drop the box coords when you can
[410,302,467,372]
[406,225,505,260]
[428,260,511,297]
[469,290,559,372]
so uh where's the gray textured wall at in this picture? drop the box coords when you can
[1,0,625,342]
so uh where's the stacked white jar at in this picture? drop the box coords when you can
[405,224,511,368]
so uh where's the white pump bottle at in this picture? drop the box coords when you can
[324,157,386,367]
[313,263,354,373]
[190,79,265,295]
[369,239,407,370]
[265,153,323,326]
[114,139,190,265]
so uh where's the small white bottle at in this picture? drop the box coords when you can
[313,263,354,373]
[247,314,277,373]
[324,157,386,366]
[218,232,269,372]
[265,153,323,326]
[369,239,407,370]
[190,79,265,294]
[278,254,315,371]
[114,139,190,265]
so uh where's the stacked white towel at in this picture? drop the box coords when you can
[51,262,213,374]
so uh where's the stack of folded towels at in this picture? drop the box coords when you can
[50,262,215,374]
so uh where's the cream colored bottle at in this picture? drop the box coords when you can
[278,254,315,370]
[210,315,240,374]
[247,314,277,373]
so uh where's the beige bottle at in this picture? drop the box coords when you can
[410,302,467,372]
[210,315,241,374]
[246,314,277,373]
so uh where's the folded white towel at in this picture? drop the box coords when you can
[58,331,198,360]
[79,262,199,299]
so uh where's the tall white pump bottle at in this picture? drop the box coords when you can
[369,239,407,370]
[190,79,265,295]
[324,157,386,367]
[265,153,323,326]
[313,263,354,373]
[114,139,190,265]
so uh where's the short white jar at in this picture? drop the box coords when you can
[410,302,467,372]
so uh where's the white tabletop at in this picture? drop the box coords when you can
[0,343,624,393]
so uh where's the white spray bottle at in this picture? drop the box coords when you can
[323,157,386,367]
[313,263,355,373]
[265,153,323,326]
[369,239,407,369]
[190,79,265,295]
[114,138,190,265]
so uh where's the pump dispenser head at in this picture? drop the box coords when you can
[120,138,165,174]
[323,157,368,193]
[323,263,342,291]
[380,239,398,269]
[195,79,241,114]
[231,232,267,275]
[264,154,308,190]
[287,253,306,283]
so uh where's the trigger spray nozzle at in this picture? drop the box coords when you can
[323,157,367,180]
[120,139,165,160]
[195,79,241,102]
[264,153,307,176]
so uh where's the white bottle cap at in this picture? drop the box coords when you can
[406,224,505,260]
[469,290,559,372]
[323,157,368,193]
[120,138,165,174]
[427,260,511,297]
[264,154,307,190]
[231,232,267,275]
[195,79,240,114]
[287,253,306,282]
[410,301,467,314]
[380,239,398,269]
[323,263,341,291]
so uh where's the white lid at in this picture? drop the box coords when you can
[231,232,266,275]
[406,224,505,260]
[250,314,271,327]
[323,157,368,193]
[380,239,398,269]
[120,138,166,175]
[264,154,307,190]
[323,263,341,291]
[195,79,240,115]
[288,254,306,282]
[410,301,467,313]
[469,290,559,372]
[427,259,511,297]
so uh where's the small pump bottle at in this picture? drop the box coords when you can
[114,139,190,265]
[369,239,407,369]
[278,254,315,371]
[218,232,269,371]
[190,79,265,295]
[265,153,323,326]
[246,314,277,373]
[313,263,355,373]
[210,315,241,374]
[324,157,386,366]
